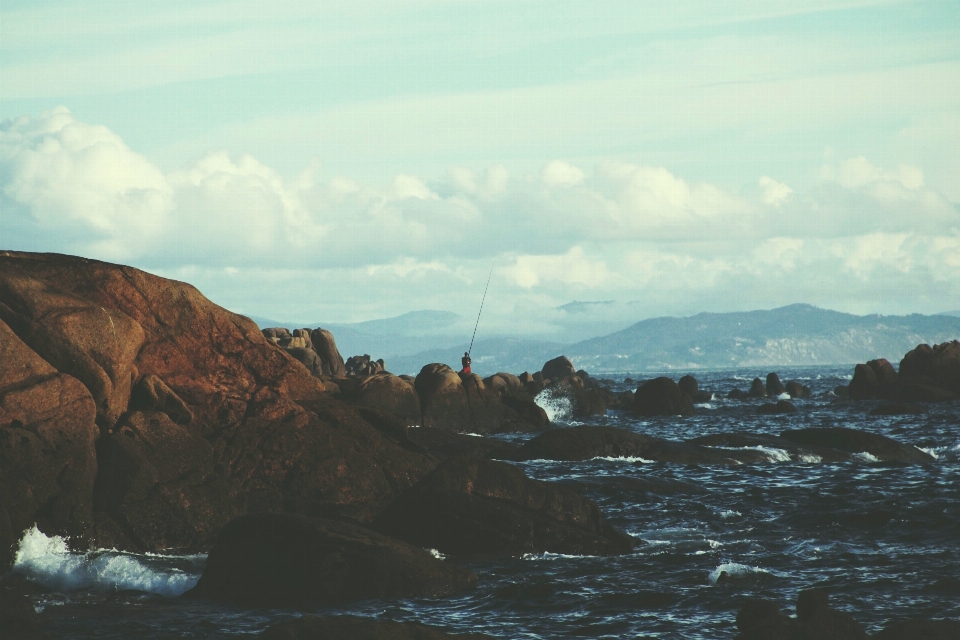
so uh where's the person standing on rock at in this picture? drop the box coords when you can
[461,352,472,374]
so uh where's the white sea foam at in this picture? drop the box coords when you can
[463,433,483,437]
[11,526,201,597]
[592,455,656,464]
[720,510,741,519]
[534,389,573,422]
[777,392,791,400]
[712,445,792,463]
[798,454,823,463]
[695,403,714,410]
[521,551,599,560]
[918,447,939,460]
[852,451,880,463]
[427,548,446,560]
[707,562,772,585]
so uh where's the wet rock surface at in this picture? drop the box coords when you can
[516,425,766,465]
[185,513,477,607]
[780,427,935,463]
[373,457,636,557]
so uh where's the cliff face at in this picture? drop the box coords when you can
[0,251,435,568]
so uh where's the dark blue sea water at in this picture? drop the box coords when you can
[6,366,960,638]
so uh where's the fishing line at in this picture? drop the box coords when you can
[468,268,493,356]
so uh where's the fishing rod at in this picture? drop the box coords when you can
[467,268,493,356]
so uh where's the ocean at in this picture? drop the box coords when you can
[6,366,959,638]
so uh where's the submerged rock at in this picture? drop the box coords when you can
[780,427,935,464]
[873,619,960,640]
[185,513,476,607]
[516,425,766,465]
[373,456,636,557]
[688,432,849,463]
[759,400,797,415]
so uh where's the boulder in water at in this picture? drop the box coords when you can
[759,400,797,415]
[748,378,767,398]
[632,377,695,417]
[765,373,786,396]
[185,513,477,607]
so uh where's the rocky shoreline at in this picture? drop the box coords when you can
[2,251,958,638]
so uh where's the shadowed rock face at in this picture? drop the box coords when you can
[259,615,495,639]
[185,513,477,608]
[0,319,99,568]
[898,341,960,398]
[373,457,636,557]
[0,252,438,565]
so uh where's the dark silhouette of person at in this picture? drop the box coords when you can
[461,351,472,374]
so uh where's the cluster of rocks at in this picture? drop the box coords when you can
[345,354,385,376]
[727,373,812,401]
[262,326,346,376]
[0,252,642,637]
[732,588,959,639]
[842,342,960,404]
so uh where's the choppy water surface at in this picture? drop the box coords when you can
[7,366,960,638]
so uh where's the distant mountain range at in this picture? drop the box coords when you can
[248,304,960,376]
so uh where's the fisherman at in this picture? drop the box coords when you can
[461,351,472,374]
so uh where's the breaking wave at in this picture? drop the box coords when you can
[11,526,203,597]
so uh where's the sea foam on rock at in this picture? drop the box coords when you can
[780,427,936,464]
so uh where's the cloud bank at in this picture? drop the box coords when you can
[2,108,958,337]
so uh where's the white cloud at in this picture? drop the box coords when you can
[2,109,958,325]
[758,176,793,205]
[0,107,171,258]
[542,161,585,188]
[504,246,612,289]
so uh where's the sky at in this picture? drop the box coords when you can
[1,0,959,342]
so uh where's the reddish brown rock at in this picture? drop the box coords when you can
[414,364,542,434]
[0,252,438,564]
[341,373,421,425]
[0,318,99,569]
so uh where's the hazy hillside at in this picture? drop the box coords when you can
[566,304,960,372]
[249,305,960,376]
